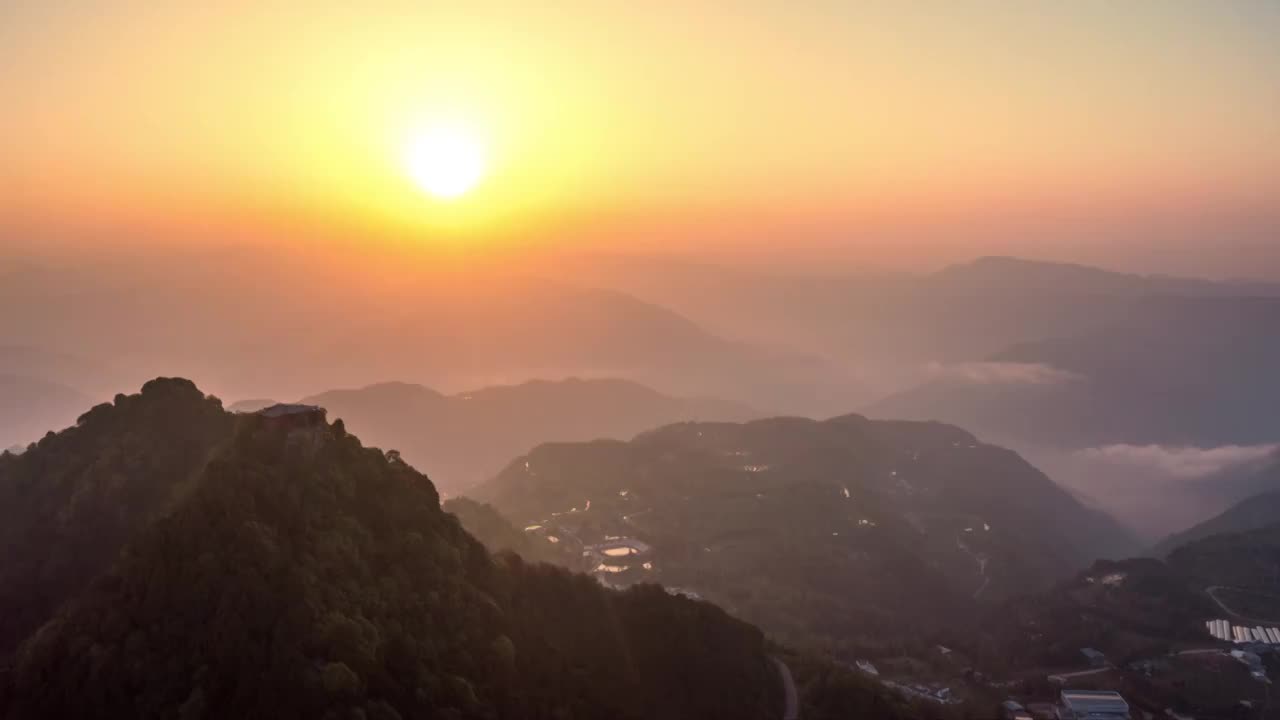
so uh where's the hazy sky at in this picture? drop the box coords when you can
[3,2,1278,274]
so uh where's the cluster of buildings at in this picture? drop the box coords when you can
[1205,618,1280,644]
[1002,690,1130,720]
[883,679,957,705]
[1228,649,1269,682]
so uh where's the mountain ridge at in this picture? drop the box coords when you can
[473,412,1137,657]
[0,378,820,720]
[294,377,759,493]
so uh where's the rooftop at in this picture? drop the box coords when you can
[1061,690,1129,714]
[258,403,326,418]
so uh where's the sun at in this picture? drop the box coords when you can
[404,124,487,200]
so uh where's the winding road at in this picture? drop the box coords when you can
[956,534,990,599]
[1206,586,1280,625]
[772,657,799,720]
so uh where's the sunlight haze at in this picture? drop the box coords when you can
[3,2,1277,272]
[6,5,1280,718]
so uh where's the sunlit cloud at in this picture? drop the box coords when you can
[925,361,1082,386]
[1075,443,1279,479]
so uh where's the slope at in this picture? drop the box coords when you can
[1153,486,1280,559]
[0,379,802,720]
[473,414,1134,656]
[870,296,1280,450]
[0,378,234,659]
[299,378,758,493]
[0,254,837,415]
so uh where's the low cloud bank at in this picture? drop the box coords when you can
[1075,443,1279,479]
[926,361,1082,386]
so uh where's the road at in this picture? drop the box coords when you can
[1047,666,1112,684]
[1206,586,1280,625]
[956,534,990,599]
[772,657,799,720]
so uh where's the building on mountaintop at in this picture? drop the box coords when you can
[257,403,327,428]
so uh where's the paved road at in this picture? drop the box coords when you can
[772,657,799,720]
[1047,666,1113,684]
[1206,586,1280,625]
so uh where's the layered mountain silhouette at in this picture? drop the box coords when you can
[553,255,1280,392]
[471,414,1136,655]
[870,296,1280,451]
[0,379,830,719]
[242,378,759,494]
[1153,471,1280,558]
[0,255,847,415]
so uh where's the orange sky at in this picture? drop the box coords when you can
[2,2,1278,269]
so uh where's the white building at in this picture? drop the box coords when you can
[1058,690,1130,720]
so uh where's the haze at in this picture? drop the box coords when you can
[4,1,1279,276]
[7,5,1280,718]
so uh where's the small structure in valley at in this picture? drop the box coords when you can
[1059,690,1130,720]
[1080,647,1108,668]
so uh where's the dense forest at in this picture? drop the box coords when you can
[473,414,1130,657]
[0,380,801,719]
[0,379,235,660]
[443,497,577,569]
[7,377,1265,718]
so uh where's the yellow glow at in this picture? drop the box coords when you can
[2,4,1277,256]
[404,123,488,200]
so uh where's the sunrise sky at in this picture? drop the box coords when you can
[3,1,1278,272]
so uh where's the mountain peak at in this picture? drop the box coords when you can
[934,256,1147,293]
[0,382,794,719]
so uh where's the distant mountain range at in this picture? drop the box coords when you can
[869,296,1280,450]
[552,254,1280,391]
[1152,467,1280,558]
[929,256,1280,297]
[0,254,857,415]
[7,249,1280,544]
[4,379,888,719]
[844,262,1280,541]
[471,413,1137,656]
[0,373,93,449]
[232,378,759,494]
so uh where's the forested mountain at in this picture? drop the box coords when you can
[0,379,234,659]
[1165,524,1280,603]
[1153,484,1280,559]
[443,497,574,567]
[0,379,824,720]
[989,557,1220,671]
[992,521,1280,674]
[298,378,757,493]
[472,414,1135,656]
